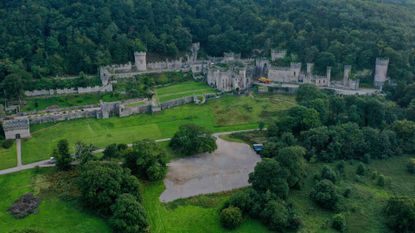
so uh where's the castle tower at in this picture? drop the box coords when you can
[326,66,332,85]
[343,65,352,86]
[307,63,314,77]
[134,52,147,71]
[374,58,389,89]
[190,43,200,63]
[290,63,302,82]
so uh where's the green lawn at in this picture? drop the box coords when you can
[142,182,271,233]
[0,145,16,170]
[155,81,217,103]
[23,93,126,112]
[15,94,295,165]
[0,169,111,233]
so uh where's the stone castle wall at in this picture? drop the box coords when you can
[24,84,113,97]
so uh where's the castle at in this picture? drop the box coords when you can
[99,43,388,93]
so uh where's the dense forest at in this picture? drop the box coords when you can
[1,0,415,87]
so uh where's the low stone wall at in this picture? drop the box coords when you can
[160,96,194,110]
[119,104,151,117]
[24,84,113,97]
[28,107,100,124]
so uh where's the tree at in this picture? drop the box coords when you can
[103,143,128,160]
[124,140,167,181]
[310,179,339,210]
[55,140,72,171]
[392,120,415,154]
[296,84,326,104]
[78,161,140,216]
[110,194,149,233]
[249,159,289,199]
[384,197,415,233]
[220,207,243,230]
[356,163,366,176]
[170,124,217,156]
[74,141,95,165]
[275,146,307,188]
[320,166,337,183]
[260,200,289,232]
[278,106,321,136]
[332,213,347,232]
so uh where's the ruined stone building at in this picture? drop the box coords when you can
[374,58,389,89]
[2,117,31,140]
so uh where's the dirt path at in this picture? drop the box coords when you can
[160,137,261,202]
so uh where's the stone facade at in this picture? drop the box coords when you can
[207,64,251,92]
[374,58,389,89]
[268,63,301,83]
[2,117,31,139]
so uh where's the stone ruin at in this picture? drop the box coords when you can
[374,58,390,89]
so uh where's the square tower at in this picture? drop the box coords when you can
[134,52,147,71]
[374,58,389,89]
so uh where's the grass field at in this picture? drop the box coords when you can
[0,169,111,233]
[142,145,415,233]
[142,182,271,233]
[12,94,295,166]
[0,145,16,170]
[23,93,125,112]
[155,81,217,103]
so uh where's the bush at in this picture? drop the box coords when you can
[332,213,347,232]
[384,197,415,233]
[377,175,386,187]
[356,162,366,176]
[110,194,149,233]
[8,193,40,219]
[310,179,339,210]
[2,139,14,149]
[220,207,243,229]
[320,165,337,183]
[407,158,415,174]
[343,187,352,198]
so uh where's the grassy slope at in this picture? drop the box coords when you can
[0,169,111,233]
[288,156,415,233]
[17,94,295,165]
[155,81,217,103]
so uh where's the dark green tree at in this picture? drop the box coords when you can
[110,194,149,233]
[170,124,217,156]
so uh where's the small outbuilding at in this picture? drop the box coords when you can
[252,143,264,153]
[2,117,31,140]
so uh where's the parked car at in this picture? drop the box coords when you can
[252,144,264,154]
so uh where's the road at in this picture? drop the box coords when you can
[0,129,262,176]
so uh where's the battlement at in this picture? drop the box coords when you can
[134,51,147,56]
[271,50,287,61]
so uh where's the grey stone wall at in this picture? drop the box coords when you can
[24,84,113,97]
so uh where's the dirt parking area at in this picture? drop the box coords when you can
[160,137,261,202]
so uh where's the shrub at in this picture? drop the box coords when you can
[407,158,415,174]
[332,213,347,232]
[8,193,40,219]
[110,194,149,233]
[2,139,14,149]
[343,187,352,198]
[310,179,339,210]
[220,207,243,229]
[384,197,415,233]
[377,175,386,187]
[9,229,45,233]
[320,165,337,183]
[260,200,289,231]
[356,162,366,176]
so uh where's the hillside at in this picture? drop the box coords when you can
[0,0,414,83]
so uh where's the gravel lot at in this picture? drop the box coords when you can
[160,137,261,202]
